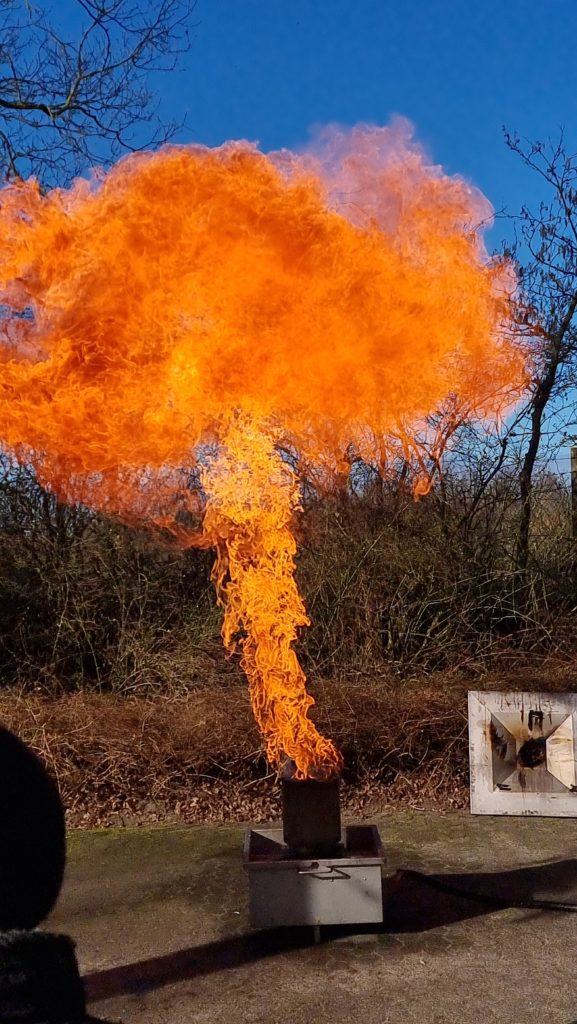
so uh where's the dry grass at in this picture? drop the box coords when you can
[0,686,261,826]
[2,656,575,827]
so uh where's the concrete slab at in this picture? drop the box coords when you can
[46,812,577,1024]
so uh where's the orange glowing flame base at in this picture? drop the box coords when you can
[0,121,526,779]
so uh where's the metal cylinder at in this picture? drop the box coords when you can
[281,776,342,855]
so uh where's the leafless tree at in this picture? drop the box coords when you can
[504,131,577,570]
[0,0,195,185]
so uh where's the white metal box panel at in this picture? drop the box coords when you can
[469,691,577,816]
[244,826,383,928]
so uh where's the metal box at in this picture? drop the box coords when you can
[244,825,383,929]
[469,691,577,816]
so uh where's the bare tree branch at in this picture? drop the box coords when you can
[503,130,577,570]
[0,0,197,186]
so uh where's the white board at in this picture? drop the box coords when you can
[468,691,577,816]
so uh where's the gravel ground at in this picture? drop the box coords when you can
[45,811,577,1024]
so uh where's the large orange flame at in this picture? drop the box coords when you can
[0,120,525,778]
[202,414,342,776]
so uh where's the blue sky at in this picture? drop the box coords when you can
[151,0,577,474]
[152,0,577,247]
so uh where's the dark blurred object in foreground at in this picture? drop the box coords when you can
[0,724,65,930]
[0,930,84,1022]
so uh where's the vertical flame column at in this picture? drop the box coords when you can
[201,414,342,780]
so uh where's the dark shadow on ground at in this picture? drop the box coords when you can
[84,857,577,1005]
[385,856,577,932]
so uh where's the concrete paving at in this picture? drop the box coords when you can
[46,811,577,1023]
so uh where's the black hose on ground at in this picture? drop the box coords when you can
[397,867,577,913]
